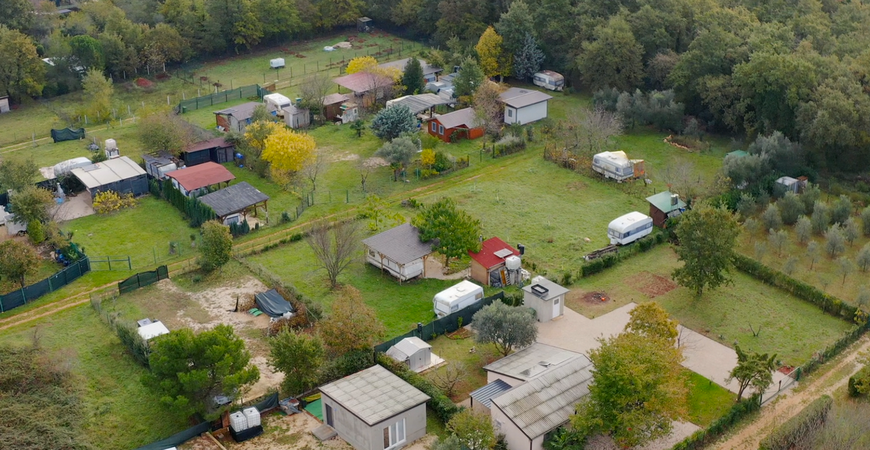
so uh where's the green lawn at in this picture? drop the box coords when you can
[63,196,199,270]
[0,303,189,449]
[685,370,735,427]
[738,220,870,306]
[566,245,854,366]
[0,257,61,296]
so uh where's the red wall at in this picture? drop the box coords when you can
[427,120,484,143]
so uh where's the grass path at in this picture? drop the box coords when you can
[0,282,116,331]
[712,336,870,450]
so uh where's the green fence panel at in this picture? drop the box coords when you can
[0,256,90,314]
[118,266,169,294]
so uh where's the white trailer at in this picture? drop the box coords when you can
[263,93,292,117]
[608,212,653,245]
[532,70,565,92]
[270,58,285,69]
[592,151,645,181]
[434,280,484,318]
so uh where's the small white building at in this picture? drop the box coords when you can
[386,337,435,373]
[137,320,170,341]
[0,96,10,113]
[362,223,433,281]
[499,88,553,125]
[320,365,430,450]
[522,276,569,322]
[776,176,807,194]
[283,104,311,128]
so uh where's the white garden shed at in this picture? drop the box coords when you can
[386,337,434,372]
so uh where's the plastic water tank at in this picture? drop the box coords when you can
[243,407,261,428]
[229,411,248,432]
[505,255,522,271]
[105,139,118,150]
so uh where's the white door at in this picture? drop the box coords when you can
[552,297,561,318]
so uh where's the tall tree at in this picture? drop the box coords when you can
[375,135,417,181]
[370,105,417,141]
[9,186,53,225]
[262,127,317,182]
[268,329,324,396]
[0,159,37,192]
[447,410,497,450]
[513,33,545,81]
[495,0,535,56]
[139,109,195,153]
[299,72,333,123]
[0,0,33,32]
[472,81,505,138]
[402,57,425,95]
[471,301,537,356]
[475,26,510,81]
[412,197,481,264]
[144,325,260,419]
[0,25,45,102]
[454,57,485,98]
[199,220,233,272]
[571,331,686,448]
[624,302,678,345]
[319,285,385,355]
[306,220,360,288]
[726,345,776,402]
[672,204,740,297]
[577,16,644,92]
[0,240,39,288]
[81,69,114,123]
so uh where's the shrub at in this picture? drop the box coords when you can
[670,395,760,450]
[27,220,45,245]
[377,352,462,423]
[759,395,832,450]
[93,190,137,214]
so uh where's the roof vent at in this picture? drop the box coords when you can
[671,194,679,206]
[531,284,549,298]
[538,361,551,367]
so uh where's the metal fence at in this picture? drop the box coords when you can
[118,266,169,294]
[374,291,506,354]
[0,257,91,313]
[89,255,133,271]
[176,84,270,113]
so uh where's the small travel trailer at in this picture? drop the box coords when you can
[434,280,484,318]
[592,151,645,181]
[270,58,285,69]
[263,93,292,117]
[608,212,653,245]
[532,71,565,92]
[52,157,93,179]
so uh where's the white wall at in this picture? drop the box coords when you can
[323,396,427,450]
[515,101,548,125]
[486,371,525,388]
[491,403,533,450]
[365,248,424,281]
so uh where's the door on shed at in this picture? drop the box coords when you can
[552,297,560,318]
[325,404,334,427]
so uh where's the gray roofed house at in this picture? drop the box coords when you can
[499,88,553,125]
[214,101,261,133]
[70,156,148,199]
[362,223,433,281]
[320,365,430,450]
[490,356,594,450]
[386,94,454,115]
[435,108,479,129]
[197,182,269,221]
[483,342,582,386]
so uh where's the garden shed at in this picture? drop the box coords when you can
[427,108,483,143]
[362,223,433,281]
[522,276,569,322]
[323,93,350,121]
[197,181,269,224]
[776,176,807,194]
[386,337,438,373]
[469,237,520,286]
[254,289,295,318]
[0,96,9,113]
[320,365,429,450]
[166,162,235,197]
[214,101,260,133]
[182,137,235,166]
[283,104,311,128]
[136,319,170,341]
[646,191,686,227]
[70,156,148,199]
[387,94,453,116]
[499,88,552,125]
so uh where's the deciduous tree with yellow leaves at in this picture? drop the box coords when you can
[244,121,283,158]
[346,56,378,74]
[475,26,510,81]
[262,128,316,184]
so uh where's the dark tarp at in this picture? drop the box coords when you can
[254,289,295,318]
[50,127,85,143]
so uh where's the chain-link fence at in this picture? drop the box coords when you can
[176,84,271,113]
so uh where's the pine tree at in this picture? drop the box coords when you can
[513,33,544,81]
[402,57,424,95]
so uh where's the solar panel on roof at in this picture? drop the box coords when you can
[494,248,514,258]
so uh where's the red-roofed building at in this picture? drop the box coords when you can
[469,237,520,286]
[167,162,235,197]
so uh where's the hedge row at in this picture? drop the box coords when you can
[579,232,666,279]
[799,322,868,378]
[758,395,832,450]
[732,254,861,322]
[670,395,761,450]
[848,365,870,397]
[376,353,462,423]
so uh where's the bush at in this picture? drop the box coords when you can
[27,220,45,245]
[93,190,137,214]
[377,352,462,423]
[848,365,870,397]
[759,395,832,450]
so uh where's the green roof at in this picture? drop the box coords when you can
[646,191,686,214]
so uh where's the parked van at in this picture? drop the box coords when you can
[532,70,565,92]
[608,212,653,245]
[434,280,484,318]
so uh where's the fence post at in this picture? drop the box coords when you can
[21,288,26,304]
[127,256,132,270]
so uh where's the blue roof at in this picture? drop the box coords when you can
[470,379,512,409]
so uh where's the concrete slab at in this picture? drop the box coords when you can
[584,421,701,450]
[50,194,95,222]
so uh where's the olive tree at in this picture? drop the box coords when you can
[471,301,537,356]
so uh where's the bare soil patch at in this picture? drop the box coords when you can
[627,271,678,298]
[179,434,223,450]
[580,291,611,305]
[222,412,352,450]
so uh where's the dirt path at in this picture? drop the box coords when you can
[712,336,870,450]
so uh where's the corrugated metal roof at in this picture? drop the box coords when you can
[70,156,146,189]
[362,223,432,264]
[470,379,512,409]
[522,276,570,301]
[388,94,454,115]
[323,93,350,105]
[198,182,269,217]
[468,237,519,269]
[491,356,594,439]
[333,72,393,94]
[166,162,235,191]
[320,365,430,426]
[483,343,582,381]
[499,88,552,108]
[184,137,234,154]
[214,101,261,119]
[433,107,479,129]
[646,191,686,214]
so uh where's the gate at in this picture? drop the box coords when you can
[118,266,169,294]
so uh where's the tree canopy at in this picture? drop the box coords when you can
[471,300,537,356]
[319,285,385,355]
[370,105,417,141]
[268,329,325,397]
[402,57,425,95]
[672,205,740,297]
[199,220,233,272]
[412,197,482,264]
[262,127,317,181]
[0,240,39,288]
[727,345,776,402]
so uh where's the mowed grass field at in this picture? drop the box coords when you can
[566,245,854,366]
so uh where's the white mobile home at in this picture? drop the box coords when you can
[362,223,433,281]
[499,88,553,125]
[532,71,564,92]
[592,151,645,181]
[433,280,484,318]
[607,212,653,245]
[263,93,293,117]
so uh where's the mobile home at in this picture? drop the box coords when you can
[263,93,293,117]
[608,212,653,245]
[592,151,645,181]
[434,280,484,318]
[532,71,564,92]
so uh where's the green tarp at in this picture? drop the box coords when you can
[50,127,85,143]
